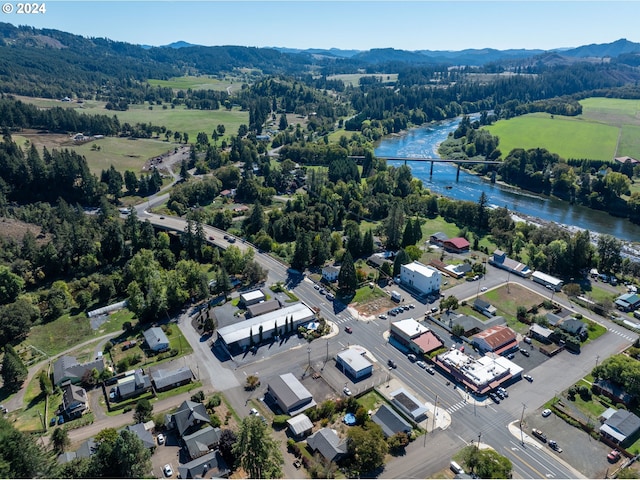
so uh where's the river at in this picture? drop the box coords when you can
[374,117,640,243]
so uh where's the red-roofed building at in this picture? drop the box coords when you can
[471,325,518,355]
[412,331,444,355]
[443,237,470,253]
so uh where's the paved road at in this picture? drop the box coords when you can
[53,209,637,478]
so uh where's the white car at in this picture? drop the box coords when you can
[343,387,352,396]
[163,464,173,477]
[379,314,388,320]
[250,408,259,416]
[416,360,427,369]
[156,433,165,445]
[542,409,552,417]
[480,286,487,292]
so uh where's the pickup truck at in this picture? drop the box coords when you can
[531,428,547,443]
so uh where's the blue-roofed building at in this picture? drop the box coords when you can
[615,293,640,312]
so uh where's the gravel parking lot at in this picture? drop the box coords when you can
[150,431,181,479]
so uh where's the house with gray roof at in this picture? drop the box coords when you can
[117,370,152,400]
[166,400,211,438]
[143,327,170,352]
[123,423,156,449]
[60,380,89,419]
[600,409,640,445]
[151,366,193,392]
[267,373,316,415]
[559,317,588,341]
[57,438,97,464]
[177,450,229,479]
[371,404,413,438]
[306,428,347,462]
[183,425,222,460]
[53,355,104,386]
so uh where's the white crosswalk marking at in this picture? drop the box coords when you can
[609,328,636,341]
[446,401,467,413]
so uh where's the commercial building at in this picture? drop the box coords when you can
[532,271,564,291]
[443,237,470,253]
[390,319,443,355]
[389,388,428,422]
[335,347,373,380]
[217,303,315,351]
[267,373,316,415]
[434,349,523,395]
[489,250,532,278]
[399,261,441,295]
[239,290,265,307]
[471,325,518,355]
[615,293,640,312]
[246,299,281,318]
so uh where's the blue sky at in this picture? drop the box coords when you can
[6,1,640,51]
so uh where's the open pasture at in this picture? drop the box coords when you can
[327,73,398,87]
[485,112,618,161]
[485,97,640,161]
[147,75,239,92]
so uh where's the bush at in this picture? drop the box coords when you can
[210,414,222,428]
[190,390,205,403]
[207,394,222,409]
[272,414,290,428]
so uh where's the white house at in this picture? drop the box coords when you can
[322,265,340,282]
[532,271,564,291]
[399,261,441,295]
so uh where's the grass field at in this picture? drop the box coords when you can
[13,96,249,172]
[485,112,619,161]
[147,75,238,92]
[327,73,398,87]
[485,98,640,161]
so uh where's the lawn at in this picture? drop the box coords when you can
[326,73,398,87]
[485,112,619,161]
[351,284,387,304]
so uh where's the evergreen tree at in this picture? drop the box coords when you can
[412,218,423,243]
[232,416,283,479]
[361,229,375,257]
[2,344,27,392]
[338,251,358,294]
[393,249,411,277]
[401,218,415,247]
[291,231,311,271]
[385,202,404,250]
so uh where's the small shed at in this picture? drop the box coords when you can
[286,413,313,438]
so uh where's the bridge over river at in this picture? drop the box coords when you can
[349,156,501,181]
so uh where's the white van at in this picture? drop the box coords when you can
[450,461,465,474]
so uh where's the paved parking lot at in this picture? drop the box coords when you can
[150,431,181,479]
[525,406,615,479]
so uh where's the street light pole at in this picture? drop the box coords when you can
[477,432,482,450]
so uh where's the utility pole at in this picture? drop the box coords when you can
[432,394,438,433]
[520,403,527,445]
[477,432,482,450]
[326,340,329,362]
[307,346,311,370]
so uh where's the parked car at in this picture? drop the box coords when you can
[548,440,562,452]
[426,366,436,375]
[314,284,320,290]
[520,348,530,357]
[532,428,547,442]
[542,409,552,418]
[326,293,335,300]
[498,387,508,398]
[388,310,397,316]
[388,359,397,369]
[249,408,259,416]
[608,449,621,462]
[480,286,487,292]
[507,352,515,359]
[57,415,65,425]
[523,374,534,382]
[379,314,387,320]
[495,389,505,399]
[407,353,417,362]
[416,360,427,369]
[523,337,532,344]
[343,387,352,396]
[50,417,57,427]
[163,464,173,477]
[431,307,439,313]
[489,392,500,404]
[157,433,165,445]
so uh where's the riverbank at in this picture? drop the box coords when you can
[376,117,640,242]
